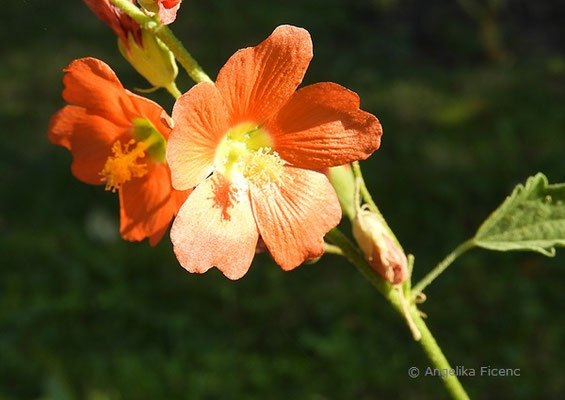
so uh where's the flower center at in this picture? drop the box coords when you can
[101,140,147,192]
[215,122,285,185]
[100,118,166,192]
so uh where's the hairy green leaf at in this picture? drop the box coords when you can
[474,173,565,256]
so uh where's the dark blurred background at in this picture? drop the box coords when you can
[2,0,565,398]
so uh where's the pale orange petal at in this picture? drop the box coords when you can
[120,163,189,244]
[215,25,313,125]
[250,167,342,270]
[266,82,382,169]
[167,82,230,190]
[62,58,133,127]
[170,173,259,280]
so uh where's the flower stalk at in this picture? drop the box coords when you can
[165,82,182,99]
[325,228,470,400]
[153,24,213,83]
[324,242,345,256]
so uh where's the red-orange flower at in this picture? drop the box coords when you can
[48,57,188,245]
[83,0,142,47]
[83,0,178,92]
[167,25,383,279]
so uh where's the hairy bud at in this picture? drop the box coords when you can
[353,206,407,284]
[118,29,178,91]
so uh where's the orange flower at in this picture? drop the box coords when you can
[48,57,188,245]
[83,0,142,48]
[167,25,382,279]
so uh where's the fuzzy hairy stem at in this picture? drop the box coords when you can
[326,228,470,400]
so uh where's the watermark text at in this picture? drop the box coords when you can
[408,366,521,379]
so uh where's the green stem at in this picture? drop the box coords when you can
[351,161,403,251]
[165,82,182,99]
[326,228,470,400]
[110,0,150,24]
[351,161,384,220]
[324,242,345,256]
[154,25,213,84]
[412,239,475,297]
[110,0,212,84]
[326,228,392,297]
[410,307,471,400]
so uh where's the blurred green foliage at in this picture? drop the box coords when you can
[1,0,565,399]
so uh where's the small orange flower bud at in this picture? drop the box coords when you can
[137,0,182,24]
[139,0,180,10]
[353,206,407,284]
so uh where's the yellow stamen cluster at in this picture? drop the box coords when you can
[215,123,285,186]
[242,147,284,185]
[100,140,148,192]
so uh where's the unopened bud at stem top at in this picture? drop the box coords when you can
[137,0,182,25]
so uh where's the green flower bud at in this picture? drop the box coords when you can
[118,28,178,91]
[328,164,356,220]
